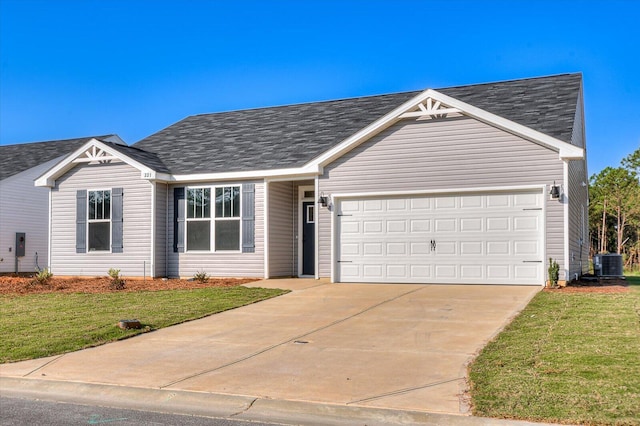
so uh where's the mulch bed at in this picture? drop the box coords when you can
[0,275,258,295]
[544,277,630,294]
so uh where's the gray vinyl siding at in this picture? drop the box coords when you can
[167,181,264,278]
[0,158,59,273]
[319,116,565,279]
[268,181,295,277]
[50,162,153,277]
[154,182,168,277]
[567,86,589,278]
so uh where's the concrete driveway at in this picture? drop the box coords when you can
[0,279,538,415]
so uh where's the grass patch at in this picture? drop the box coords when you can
[469,276,640,425]
[0,286,287,363]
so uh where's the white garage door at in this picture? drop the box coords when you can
[336,191,544,285]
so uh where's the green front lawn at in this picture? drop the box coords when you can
[0,286,287,363]
[469,277,640,425]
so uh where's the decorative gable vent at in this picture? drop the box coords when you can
[72,146,119,165]
[399,97,460,120]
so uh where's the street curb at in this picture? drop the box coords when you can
[1,377,558,425]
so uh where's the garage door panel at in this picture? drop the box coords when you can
[386,220,407,233]
[514,216,539,231]
[461,264,483,279]
[487,241,510,255]
[435,264,457,279]
[514,192,540,207]
[410,219,431,232]
[363,243,383,255]
[436,241,456,255]
[387,264,407,278]
[363,220,383,233]
[487,217,510,231]
[387,242,407,255]
[410,265,431,278]
[487,264,510,279]
[460,195,482,208]
[460,241,483,255]
[435,218,456,232]
[363,264,383,279]
[363,200,383,211]
[460,218,483,232]
[486,194,510,208]
[337,191,543,285]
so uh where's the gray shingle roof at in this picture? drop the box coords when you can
[0,135,117,181]
[439,73,581,143]
[133,73,582,175]
[106,143,171,174]
[133,91,420,175]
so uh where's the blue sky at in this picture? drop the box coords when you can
[1,0,638,176]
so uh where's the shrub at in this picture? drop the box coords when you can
[194,270,209,283]
[548,258,559,287]
[108,268,126,290]
[31,268,53,286]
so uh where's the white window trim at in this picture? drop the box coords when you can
[87,188,112,254]
[185,184,243,253]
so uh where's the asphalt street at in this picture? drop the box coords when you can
[0,396,282,426]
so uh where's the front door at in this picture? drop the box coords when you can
[302,201,315,276]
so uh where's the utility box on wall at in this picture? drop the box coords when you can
[15,232,26,257]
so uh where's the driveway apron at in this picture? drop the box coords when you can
[0,279,538,415]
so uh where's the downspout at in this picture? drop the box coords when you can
[48,188,52,272]
[150,181,155,278]
[314,176,320,279]
[563,160,570,282]
[165,184,169,277]
[264,179,270,279]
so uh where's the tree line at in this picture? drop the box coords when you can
[589,147,640,272]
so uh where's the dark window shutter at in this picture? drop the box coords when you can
[242,183,255,253]
[76,190,87,253]
[174,187,185,253]
[111,188,123,253]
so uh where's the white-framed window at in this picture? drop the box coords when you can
[88,189,111,251]
[185,185,241,252]
[215,186,241,251]
[186,187,211,251]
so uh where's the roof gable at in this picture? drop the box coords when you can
[0,135,123,181]
[35,138,169,187]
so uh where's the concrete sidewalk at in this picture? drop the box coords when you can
[1,279,540,424]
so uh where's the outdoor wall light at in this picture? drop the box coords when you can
[550,182,561,199]
[318,193,328,207]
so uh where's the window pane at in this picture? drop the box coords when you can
[103,190,111,220]
[215,188,223,217]
[88,191,96,220]
[96,191,104,220]
[187,221,210,251]
[187,189,196,218]
[203,188,211,218]
[215,220,240,251]
[231,187,240,217]
[88,222,110,251]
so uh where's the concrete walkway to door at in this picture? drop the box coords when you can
[0,279,539,416]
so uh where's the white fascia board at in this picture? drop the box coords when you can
[426,90,585,160]
[168,164,321,183]
[35,139,157,187]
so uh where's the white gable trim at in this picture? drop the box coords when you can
[35,139,167,187]
[309,89,584,169]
